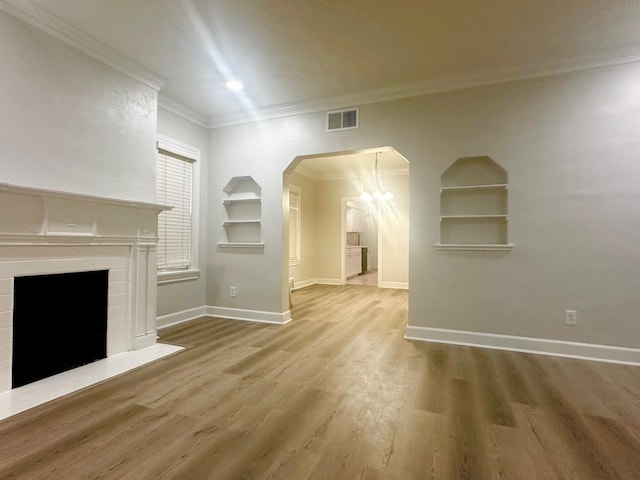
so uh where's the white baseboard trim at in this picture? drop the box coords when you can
[291,278,316,290]
[315,278,342,286]
[156,306,208,329]
[206,306,292,324]
[133,332,158,350]
[379,281,408,290]
[404,325,640,366]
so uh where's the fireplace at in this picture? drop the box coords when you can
[0,183,169,392]
[12,270,109,388]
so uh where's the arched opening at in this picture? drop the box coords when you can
[282,146,409,317]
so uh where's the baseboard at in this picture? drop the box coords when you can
[315,278,342,285]
[133,332,157,350]
[379,281,408,290]
[404,325,640,366]
[291,278,316,290]
[156,306,208,329]
[206,306,292,324]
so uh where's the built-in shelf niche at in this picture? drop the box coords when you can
[219,176,264,248]
[436,156,513,251]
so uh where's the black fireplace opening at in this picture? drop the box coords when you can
[12,270,109,389]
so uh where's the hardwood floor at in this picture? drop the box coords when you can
[0,284,639,479]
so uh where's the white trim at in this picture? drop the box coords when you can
[0,182,169,212]
[315,278,342,286]
[379,281,408,290]
[133,332,157,350]
[157,268,200,285]
[155,136,201,276]
[288,184,302,267]
[156,306,208,329]
[0,0,165,90]
[291,278,316,290]
[157,135,200,161]
[404,326,640,366]
[206,306,291,324]
[158,97,208,128]
[206,53,640,129]
[435,243,514,251]
[217,242,265,248]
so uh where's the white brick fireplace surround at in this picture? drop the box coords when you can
[0,183,169,393]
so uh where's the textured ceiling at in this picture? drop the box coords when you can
[16,0,640,128]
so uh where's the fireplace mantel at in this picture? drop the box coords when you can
[0,183,170,392]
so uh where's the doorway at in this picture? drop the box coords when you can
[344,199,379,286]
[283,146,409,304]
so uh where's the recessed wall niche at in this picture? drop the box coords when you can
[218,176,264,248]
[436,156,513,251]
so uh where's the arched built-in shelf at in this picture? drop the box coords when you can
[219,176,264,248]
[436,156,513,251]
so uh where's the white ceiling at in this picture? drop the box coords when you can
[11,0,640,129]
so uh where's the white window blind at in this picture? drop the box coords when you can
[156,149,194,271]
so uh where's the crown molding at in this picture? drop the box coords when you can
[291,165,318,181]
[206,51,640,130]
[0,0,166,91]
[158,95,209,128]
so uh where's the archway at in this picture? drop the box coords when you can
[282,146,410,316]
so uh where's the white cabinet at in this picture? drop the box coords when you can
[346,247,362,279]
[346,206,363,232]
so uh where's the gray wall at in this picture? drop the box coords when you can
[156,107,209,318]
[0,11,157,203]
[207,62,640,348]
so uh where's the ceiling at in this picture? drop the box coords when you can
[10,0,640,129]
[10,0,639,179]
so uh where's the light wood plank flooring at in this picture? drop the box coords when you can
[0,284,639,479]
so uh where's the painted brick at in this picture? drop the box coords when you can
[0,278,12,295]
[0,295,13,313]
[0,312,11,328]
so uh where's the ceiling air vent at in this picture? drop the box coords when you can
[326,107,359,132]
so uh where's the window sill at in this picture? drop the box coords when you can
[157,269,200,285]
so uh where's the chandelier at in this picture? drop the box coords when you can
[360,151,393,202]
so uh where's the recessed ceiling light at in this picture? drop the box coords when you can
[226,80,243,91]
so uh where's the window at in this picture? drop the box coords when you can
[289,185,301,266]
[156,136,200,282]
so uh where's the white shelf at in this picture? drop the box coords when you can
[222,220,261,225]
[439,156,511,248]
[222,197,261,204]
[218,242,265,248]
[221,176,262,246]
[440,184,508,192]
[435,243,514,251]
[440,214,508,220]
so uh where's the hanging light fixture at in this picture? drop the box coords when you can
[360,151,394,202]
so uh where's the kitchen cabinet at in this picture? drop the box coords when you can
[346,247,362,279]
[346,206,363,232]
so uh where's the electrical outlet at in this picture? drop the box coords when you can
[230,286,237,297]
[565,310,577,326]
